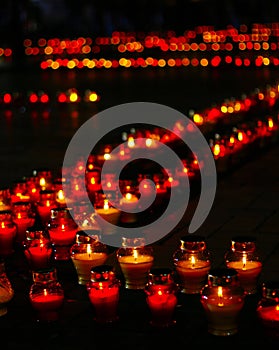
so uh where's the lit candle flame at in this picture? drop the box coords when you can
[125,193,132,201]
[190,255,196,268]
[127,136,135,148]
[242,255,247,269]
[17,213,22,219]
[57,190,65,202]
[217,286,224,307]
[133,249,138,262]
[86,244,92,257]
[103,199,109,210]
[40,178,46,188]
[43,288,48,296]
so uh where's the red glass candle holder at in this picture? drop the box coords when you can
[145,268,178,328]
[11,201,36,245]
[0,210,17,257]
[36,190,57,226]
[0,187,11,211]
[257,281,279,339]
[29,268,64,322]
[47,207,78,260]
[0,258,14,316]
[87,265,120,324]
[23,228,54,271]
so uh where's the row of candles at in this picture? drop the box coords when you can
[0,201,278,338]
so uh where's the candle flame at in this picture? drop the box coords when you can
[90,177,96,185]
[99,282,103,290]
[158,290,163,296]
[125,193,132,201]
[17,213,22,219]
[190,255,196,268]
[61,224,65,230]
[40,178,46,188]
[46,200,50,207]
[242,255,247,269]
[103,199,109,210]
[127,136,135,148]
[217,286,224,307]
[133,249,138,261]
[57,190,65,202]
[146,138,152,147]
[276,305,279,311]
[43,288,48,296]
[107,181,112,188]
[86,244,92,256]
[1,222,5,228]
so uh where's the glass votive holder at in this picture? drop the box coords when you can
[145,267,178,328]
[257,281,279,339]
[0,209,17,257]
[200,267,245,336]
[224,235,262,295]
[29,267,64,322]
[22,228,54,271]
[0,258,14,316]
[47,207,78,261]
[70,230,108,285]
[0,187,11,211]
[116,236,154,290]
[87,265,120,324]
[11,201,36,245]
[173,235,211,294]
[36,190,57,226]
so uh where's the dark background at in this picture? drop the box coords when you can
[2,0,279,39]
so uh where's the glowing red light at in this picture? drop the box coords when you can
[58,93,67,103]
[3,93,12,104]
[29,93,38,103]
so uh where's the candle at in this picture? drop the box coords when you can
[96,199,121,234]
[71,250,108,285]
[88,283,119,323]
[29,268,64,322]
[48,224,77,246]
[118,251,154,289]
[24,244,53,270]
[225,235,262,294]
[13,214,35,244]
[201,286,245,336]
[120,193,139,210]
[0,211,17,257]
[200,268,245,336]
[146,287,177,328]
[96,199,121,224]
[175,257,211,294]
[258,305,279,322]
[226,259,262,294]
[30,291,64,322]
[87,265,120,323]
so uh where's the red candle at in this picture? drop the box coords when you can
[257,305,279,338]
[24,244,53,270]
[146,286,177,328]
[13,215,35,244]
[88,284,119,323]
[48,225,77,246]
[30,291,64,322]
[0,222,17,257]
